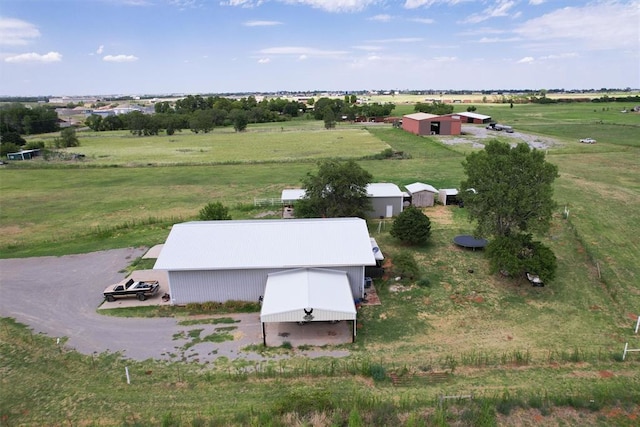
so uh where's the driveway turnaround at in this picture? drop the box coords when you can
[0,248,350,363]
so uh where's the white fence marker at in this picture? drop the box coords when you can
[125,366,131,384]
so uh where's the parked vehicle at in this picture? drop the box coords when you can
[486,123,514,133]
[103,278,160,302]
[580,138,596,144]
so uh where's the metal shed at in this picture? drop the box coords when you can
[279,183,404,218]
[439,188,459,205]
[260,268,357,345]
[405,182,439,207]
[367,183,404,218]
[402,113,462,136]
[153,218,376,305]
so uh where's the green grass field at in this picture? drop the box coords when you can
[1,102,639,425]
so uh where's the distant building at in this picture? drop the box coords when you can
[7,149,40,160]
[402,113,462,136]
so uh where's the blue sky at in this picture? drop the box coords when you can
[1,0,638,96]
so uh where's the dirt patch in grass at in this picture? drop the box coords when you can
[423,205,454,226]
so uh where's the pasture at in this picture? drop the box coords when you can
[1,102,639,425]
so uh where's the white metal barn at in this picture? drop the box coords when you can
[405,182,439,207]
[153,218,377,306]
[279,183,404,218]
[366,183,404,218]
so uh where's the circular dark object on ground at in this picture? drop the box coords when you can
[454,235,488,249]
[105,295,115,302]
[137,293,146,301]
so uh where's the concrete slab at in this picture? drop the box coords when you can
[142,244,164,259]
[264,320,354,347]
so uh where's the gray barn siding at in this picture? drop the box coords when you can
[168,266,366,305]
[369,197,403,218]
[411,191,435,207]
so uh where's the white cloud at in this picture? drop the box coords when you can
[463,0,517,24]
[514,2,640,50]
[0,18,41,46]
[298,54,307,60]
[258,57,271,63]
[243,20,282,26]
[352,45,384,51]
[410,18,435,24]
[404,0,471,9]
[369,14,392,22]
[517,56,534,64]
[103,54,139,62]
[224,0,379,12]
[5,51,62,63]
[477,36,520,43]
[97,45,104,54]
[433,56,457,62]
[367,37,423,43]
[529,0,545,5]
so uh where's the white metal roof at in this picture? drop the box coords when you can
[370,238,384,261]
[154,218,376,271]
[279,183,403,200]
[281,188,306,202]
[403,112,439,120]
[440,188,459,195]
[366,183,403,198]
[405,182,438,194]
[457,112,491,120]
[260,268,356,323]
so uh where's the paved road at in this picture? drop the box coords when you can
[0,249,350,362]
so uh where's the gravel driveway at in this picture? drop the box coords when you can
[440,125,561,149]
[0,249,350,363]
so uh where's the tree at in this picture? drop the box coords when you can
[1,142,20,157]
[85,114,103,131]
[323,107,336,129]
[295,159,372,218]
[459,140,558,238]
[486,234,557,282]
[54,127,80,148]
[390,206,432,245]
[229,109,248,132]
[198,202,232,220]
[460,140,559,281]
[414,101,453,115]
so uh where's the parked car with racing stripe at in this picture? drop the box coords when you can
[103,278,160,302]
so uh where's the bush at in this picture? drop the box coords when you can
[198,201,231,220]
[486,233,557,282]
[390,206,431,245]
[391,251,420,280]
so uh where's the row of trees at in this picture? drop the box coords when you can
[0,103,59,137]
[85,109,252,135]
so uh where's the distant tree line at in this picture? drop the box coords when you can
[85,95,396,136]
[0,103,59,136]
[311,97,395,122]
[85,95,309,136]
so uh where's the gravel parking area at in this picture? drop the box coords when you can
[439,125,561,150]
[0,248,351,363]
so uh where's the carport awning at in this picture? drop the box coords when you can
[260,268,356,323]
